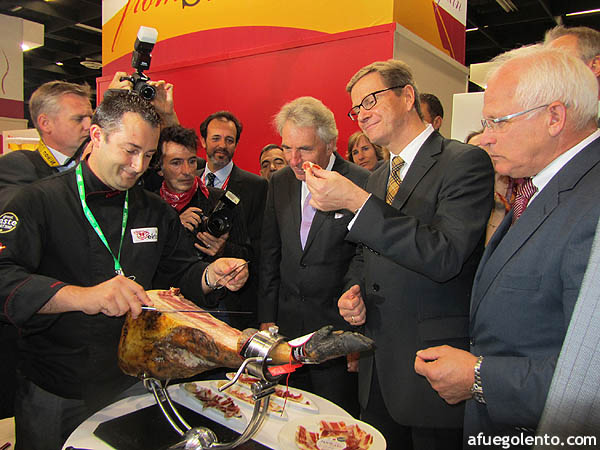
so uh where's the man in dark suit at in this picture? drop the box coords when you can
[0,81,93,206]
[304,60,494,449]
[258,96,369,416]
[198,111,268,327]
[413,46,600,445]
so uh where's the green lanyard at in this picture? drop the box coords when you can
[76,164,129,276]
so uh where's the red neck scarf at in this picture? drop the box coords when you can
[159,176,209,211]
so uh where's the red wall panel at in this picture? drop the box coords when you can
[99,25,394,174]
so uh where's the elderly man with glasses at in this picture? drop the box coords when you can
[412,45,600,445]
[304,59,494,450]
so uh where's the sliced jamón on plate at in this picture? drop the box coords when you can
[181,382,244,421]
[225,372,318,413]
[215,380,288,420]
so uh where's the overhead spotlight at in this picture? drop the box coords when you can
[566,8,600,17]
[80,59,102,70]
[55,61,64,66]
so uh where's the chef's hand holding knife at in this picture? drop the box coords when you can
[41,258,248,320]
[42,275,152,320]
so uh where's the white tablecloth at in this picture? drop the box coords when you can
[62,381,352,450]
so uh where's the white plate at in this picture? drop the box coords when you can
[179,382,247,425]
[278,415,386,450]
[225,372,319,413]
[214,380,288,421]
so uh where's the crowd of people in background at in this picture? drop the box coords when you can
[0,23,599,450]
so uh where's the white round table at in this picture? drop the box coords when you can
[63,381,352,450]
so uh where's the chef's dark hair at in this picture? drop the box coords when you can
[92,90,161,138]
[154,125,199,168]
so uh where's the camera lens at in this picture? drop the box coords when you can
[138,83,156,100]
[206,210,233,237]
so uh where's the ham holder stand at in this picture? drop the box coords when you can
[142,326,302,449]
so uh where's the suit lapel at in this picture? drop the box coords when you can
[371,163,389,200]
[226,164,240,191]
[303,153,345,253]
[286,173,302,251]
[391,133,441,209]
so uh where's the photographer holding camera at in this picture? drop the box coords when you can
[153,126,253,325]
[107,27,179,129]
[156,126,250,257]
[108,73,179,129]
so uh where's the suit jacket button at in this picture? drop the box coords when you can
[470,338,474,346]
[300,263,306,269]
[372,283,380,292]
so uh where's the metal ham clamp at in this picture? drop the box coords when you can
[145,326,290,450]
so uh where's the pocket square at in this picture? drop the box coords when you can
[334,212,344,219]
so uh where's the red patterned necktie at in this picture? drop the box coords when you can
[511,177,537,224]
[386,156,405,205]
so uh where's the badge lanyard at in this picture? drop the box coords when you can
[37,140,60,167]
[76,164,129,276]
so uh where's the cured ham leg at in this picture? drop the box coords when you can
[118,289,374,380]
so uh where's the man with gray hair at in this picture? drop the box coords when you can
[258,96,369,415]
[0,81,93,204]
[304,60,494,448]
[414,45,600,443]
[544,25,600,98]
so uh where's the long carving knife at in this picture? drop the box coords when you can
[141,306,251,315]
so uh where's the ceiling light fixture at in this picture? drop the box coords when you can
[75,23,103,33]
[56,62,64,66]
[80,59,102,70]
[496,0,518,13]
[466,27,479,32]
[566,8,600,17]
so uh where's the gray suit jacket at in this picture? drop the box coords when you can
[258,153,369,338]
[346,132,494,427]
[466,136,600,439]
[534,214,600,447]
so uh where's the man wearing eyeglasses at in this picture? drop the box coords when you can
[304,60,494,449]
[413,46,600,444]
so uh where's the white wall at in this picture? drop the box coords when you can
[393,24,469,138]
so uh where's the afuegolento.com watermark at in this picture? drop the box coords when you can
[467,432,597,448]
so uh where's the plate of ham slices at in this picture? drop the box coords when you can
[181,382,247,424]
[278,415,386,450]
[225,372,319,413]
[215,380,289,421]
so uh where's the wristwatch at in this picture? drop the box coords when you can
[470,355,486,404]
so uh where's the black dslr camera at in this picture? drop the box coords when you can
[120,26,157,101]
[196,190,240,238]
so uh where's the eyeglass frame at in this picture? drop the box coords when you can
[481,104,549,131]
[347,84,408,121]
